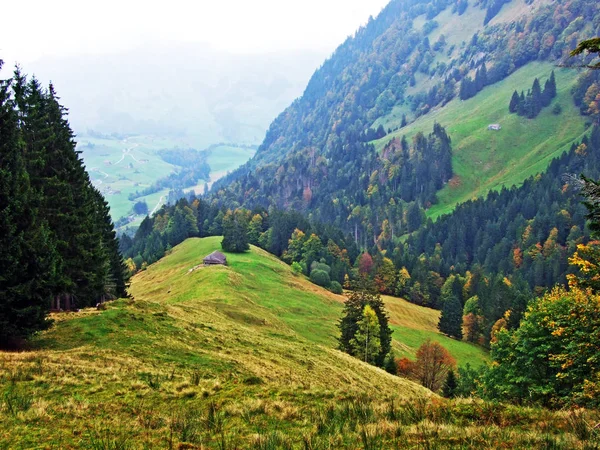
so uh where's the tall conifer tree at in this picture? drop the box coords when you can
[438,296,463,339]
[0,65,57,345]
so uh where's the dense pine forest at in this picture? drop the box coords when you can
[0,62,126,346]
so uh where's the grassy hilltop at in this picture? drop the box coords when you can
[0,238,430,448]
[1,237,595,448]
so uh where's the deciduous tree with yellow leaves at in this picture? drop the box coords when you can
[483,287,600,407]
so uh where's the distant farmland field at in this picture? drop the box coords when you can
[79,135,255,229]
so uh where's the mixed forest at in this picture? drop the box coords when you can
[3,0,600,446]
[114,2,600,409]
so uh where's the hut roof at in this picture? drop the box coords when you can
[203,251,227,265]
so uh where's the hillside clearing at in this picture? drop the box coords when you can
[374,62,588,220]
[1,237,436,447]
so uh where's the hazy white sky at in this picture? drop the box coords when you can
[1,0,390,64]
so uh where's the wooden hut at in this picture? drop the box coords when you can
[203,251,227,266]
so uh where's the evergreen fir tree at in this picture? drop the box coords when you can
[546,70,557,100]
[400,113,407,127]
[90,187,128,299]
[509,90,520,113]
[0,67,57,346]
[475,63,487,91]
[459,76,477,100]
[517,91,526,115]
[384,351,397,375]
[438,295,463,339]
[479,63,487,88]
[442,369,458,398]
[531,78,542,117]
[338,281,393,367]
[38,81,110,307]
[3,67,128,323]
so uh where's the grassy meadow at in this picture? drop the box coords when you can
[373,62,588,220]
[1,237,598,448]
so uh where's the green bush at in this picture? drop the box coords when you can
[291,262,304,274]
[330,281,343,294]
[310,269,331,288]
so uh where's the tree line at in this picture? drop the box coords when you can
[508,71,557,118]
[0,64,127,346]
[123,127,600,349]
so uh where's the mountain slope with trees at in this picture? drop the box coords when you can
[213,0,600,247]
[0,236,593,448]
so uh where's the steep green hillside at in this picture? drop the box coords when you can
[374,62,588,219]
[129,237,486,366]
[4,238,596,449]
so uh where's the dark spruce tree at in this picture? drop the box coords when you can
[438,295,463,339]
[509,90,520,113]
[509,73,557,119]
[442,368,458,398]
[0,66,57,346]
[530,78,542,118]
[542,71,556,106]
[90,186,128,299]
[1,66,128,345]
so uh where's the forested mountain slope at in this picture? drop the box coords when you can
[374,61,588,219]
[214,0,600,247]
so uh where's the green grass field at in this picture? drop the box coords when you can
[2,238,597,448]
[0,238,432,447]
[80,135,182,222]
[374,62,588,220]
[384,296,487,367]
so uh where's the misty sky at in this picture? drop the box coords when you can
[1,0,390,65]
